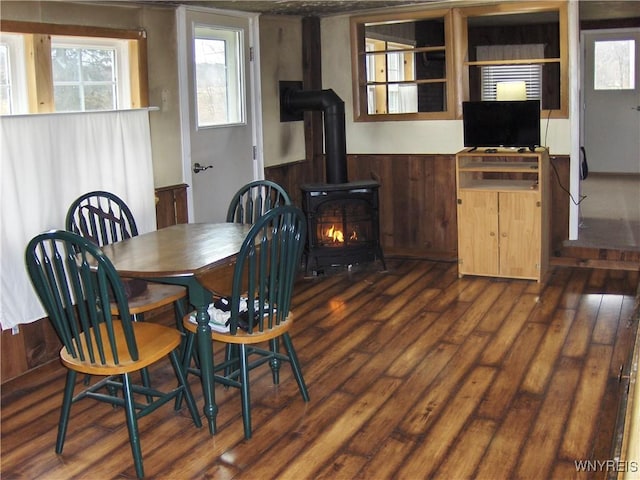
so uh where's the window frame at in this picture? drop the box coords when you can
[456,1,568,119]
[51,36,132,112]
[350,1,568,121]
[0,20,148,113]
[350,8,455,122]
[0,32,28,114]
[193,24,246,128]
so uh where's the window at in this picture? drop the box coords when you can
[51,37,130,112]
[463,3,568,117]
[351,2,568,121]
[366,39,417,114]
[0,32,27,114]
[594,39,635,90]
[194,25,244,127]
[0,21,147,114]
[351,9,453,121]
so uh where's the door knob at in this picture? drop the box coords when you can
[193,162,213,174]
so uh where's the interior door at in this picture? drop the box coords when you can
[582,29,640,173]
[178,7,261,223]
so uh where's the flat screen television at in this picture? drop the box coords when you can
[462,100,541,150]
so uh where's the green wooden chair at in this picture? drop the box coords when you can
[226,180,291,224]
[66,191,188,324]
[223,181,292,374]
[182,205,309,439]
[25,230,202,479]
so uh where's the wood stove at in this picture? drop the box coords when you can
[301,180,386,273]
[281,87,385,273]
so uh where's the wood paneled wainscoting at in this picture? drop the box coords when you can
[267,152,571,261]
[0,184,189,384]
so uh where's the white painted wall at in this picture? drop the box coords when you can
[259,15,306,167]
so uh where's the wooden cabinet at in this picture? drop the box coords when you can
[455,148,549,281]
[155,184,189,229]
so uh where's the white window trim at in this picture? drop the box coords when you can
[51,35,131,111]
[0,32,28,114]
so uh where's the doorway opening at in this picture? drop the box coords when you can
[579,28,640,251]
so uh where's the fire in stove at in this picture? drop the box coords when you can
[326,225,344,243]
[325,225,359,243]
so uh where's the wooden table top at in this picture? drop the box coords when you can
[100,223,252,279]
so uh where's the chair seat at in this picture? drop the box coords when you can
[182,311,295,344]
[60,321,182,376]
[111,283,186,316]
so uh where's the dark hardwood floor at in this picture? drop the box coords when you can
[2,259,639,479]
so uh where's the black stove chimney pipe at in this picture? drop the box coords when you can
[282,88,348,184]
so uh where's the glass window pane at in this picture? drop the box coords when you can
[84,84,115,110]
[0,87,10,115]
[54,85,82,111]
[0,44,9,114]
[0,45,8,85]
[81,49,115,82]
[52,47,80,82]
[194,26,244,127]
[594,39,635,90]
[417,83,446,112]
[415,50,446,80]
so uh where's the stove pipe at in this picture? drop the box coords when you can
[282,88,348,184]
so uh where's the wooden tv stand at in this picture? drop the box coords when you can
[455,147,550,282]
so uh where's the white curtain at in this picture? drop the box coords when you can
[0,109,156,330]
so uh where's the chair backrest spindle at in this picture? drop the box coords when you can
[227,180,291,225]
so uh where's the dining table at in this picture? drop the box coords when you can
[99,222,253,434]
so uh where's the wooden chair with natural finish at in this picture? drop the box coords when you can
[182,205,310,439]
[65,191,188,325]
[25,230,202,479]
[226,180,291,225]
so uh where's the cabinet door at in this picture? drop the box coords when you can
[457,190,499,277]
[498,191,540,279]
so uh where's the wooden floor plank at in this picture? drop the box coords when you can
[516,356,582,479]
[560,343,614,460]
[477,322,546,419]
[521,308,576,394]
[563,294,603,357]
[275,376,403,479]
[399,332,491,436]
[480,292,540,365]
[474,393,542,480]
[433,418,496,479]
[398,366,497,479]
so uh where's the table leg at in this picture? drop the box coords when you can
[189,283,217,435]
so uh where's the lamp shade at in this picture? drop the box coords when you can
[496,81,527,101]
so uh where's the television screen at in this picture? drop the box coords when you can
[462,100,541,149]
